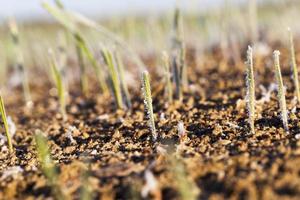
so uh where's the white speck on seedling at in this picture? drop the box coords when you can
[177,121,186,141]
[258,84,277,103]
[160,113,166,121]
[97,114,109,120]
[156,145,167,155]
[141,169,159,198]
[7,116,16,137]
[295,134,300,139]
[66,126,77,144]
[226,121,242,130]
[90,149,97,155]
[0,166,23,181]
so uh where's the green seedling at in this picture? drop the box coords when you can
[102,47,123,109]
[0,95,13,153]
[76,42,88,95]
[169,155,198,200]
[8,19,32,107]
[48,49,67,121]
[171,7,186,101]
[162,51,173,103]
[74,34,108,94]
[288,28,300,102]
[34,129,67,200]
[54,0,64,9]
[273,50,289,132]
[116,52,131,108]
[142,71,157,141]
[245,46,255,134]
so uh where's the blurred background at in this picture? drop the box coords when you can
[0,0,246,22]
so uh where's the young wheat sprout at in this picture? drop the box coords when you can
[273,50,289,132]
[74,34,108,94]
[8,18,32,107]
[288,28,300,102]
[245,46,255,134]
[102,47,123,109]
[34,129,66,200]
[48,49,67,121]
[76,42,88,95]
[162,51,173,103]
[0,95,13,153]
[142,71,157,141]
[116,52,131,108]
[171,7,185,101]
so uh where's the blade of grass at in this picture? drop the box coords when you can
[0,95,13,153]
[288,28,300,102]
[115,51,131,108]
[142,71,157,141]
[8,18,32,107]
[273,50,289,132]
[102,47,123,109]
[245,46,255,134]
[76,43,88,95]
[34,129,67,200]
[48,49,67,121]
[162,51,173,103]
[74,33,108,93]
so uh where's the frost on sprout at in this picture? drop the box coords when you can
[142,70,157,140]
[65,126,77,144]
[0,166,23,181]
[141,169,159,198]
[245,46,255,134]
[258,83,277,103]
[7,116,16,137]
[273,50,289,132]
[177,121,186,142]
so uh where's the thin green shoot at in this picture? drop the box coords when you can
[142,71,157,141]
[245,46,255,134]
[171,7,185,101]
[116,52,131,108]
[48,49,67,121]
[162,51,173,103]
[54,0,64,9]
[288,28,300,102]
[168,155,199,200]
[8,18,32,107]
[34,129,67,200]
[102,47,123,109]
[0,95,13,153]
[74,34,108,94]
[76,42,88,95]
[80,165,93,200]
[273,50,289,132]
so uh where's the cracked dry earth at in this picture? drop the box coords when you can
[0,44,300,200]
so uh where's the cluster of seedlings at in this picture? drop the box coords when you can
[1,0,300,199]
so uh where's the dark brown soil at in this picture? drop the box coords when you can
[1,44,300,200]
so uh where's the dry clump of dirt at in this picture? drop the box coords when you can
[0,44,300,200]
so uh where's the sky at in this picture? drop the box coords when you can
[0,0,233,22]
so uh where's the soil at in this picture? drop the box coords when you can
[1,43,300,200]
